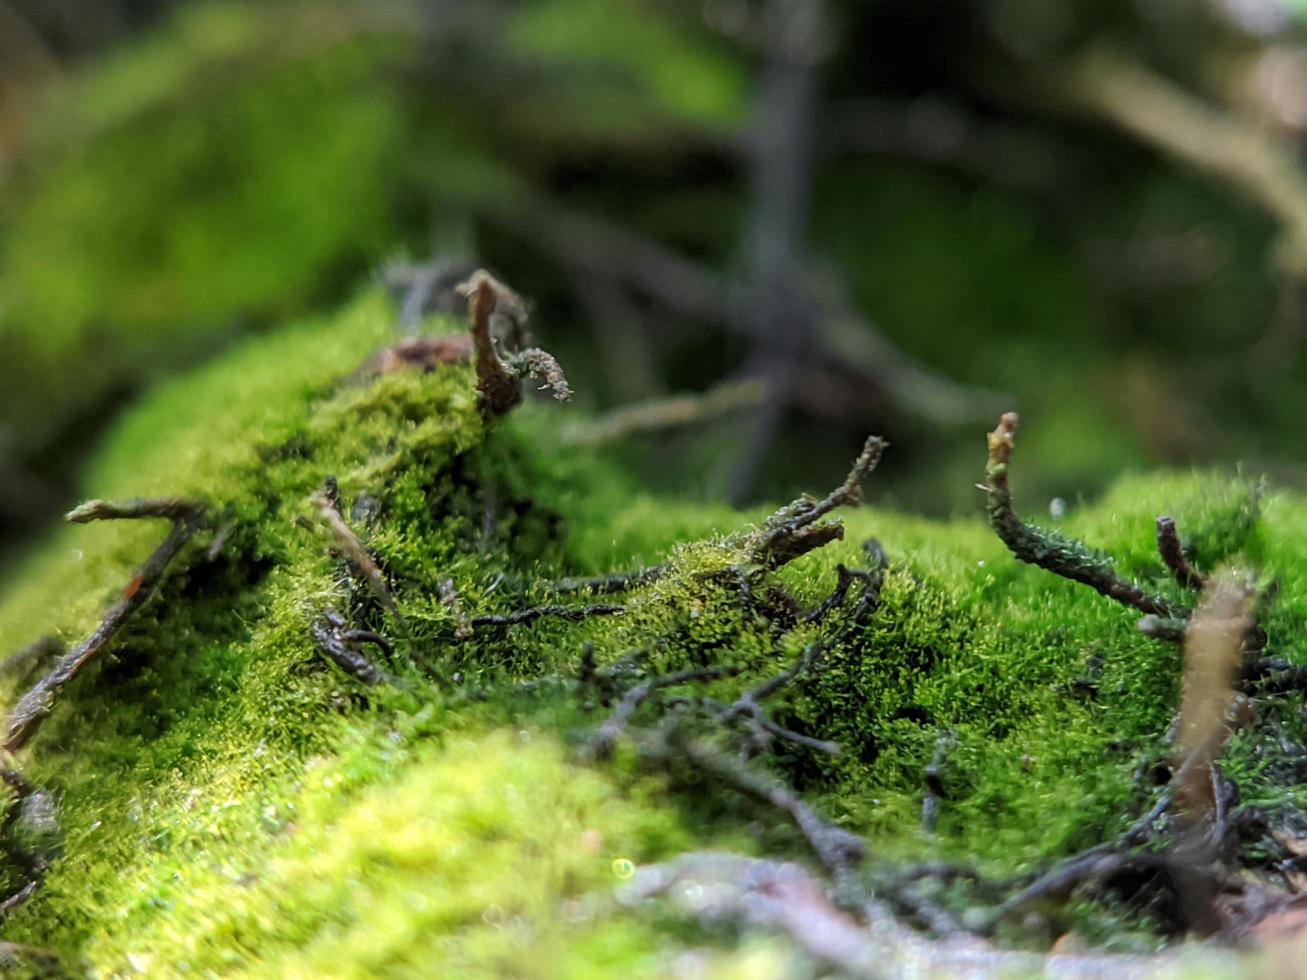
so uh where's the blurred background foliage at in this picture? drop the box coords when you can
[3,0,1307,572]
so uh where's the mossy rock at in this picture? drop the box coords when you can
[0,290,1299,975]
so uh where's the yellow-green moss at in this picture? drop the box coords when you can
[0,289,1301,972]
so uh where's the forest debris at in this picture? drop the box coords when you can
[469,602,624,631]
[1155,516,1206,591]
[656,724,865,876]
[310,481,402,625]
[696,639,843,759]
[746,434,886,568]
[984,413,1185,619]
[548,565,668,596]
[4,498,204,752]
[589,667,737,759]
[559,379,769,446]
[803,539,886,623]
[1173,571,1255,829]
[621,852,1195,979]
[456,270,571,416]
[309,609,394,687]
[65,497,203,524]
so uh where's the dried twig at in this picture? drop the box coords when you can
[515,348,572,402]
[310,482,402,625]
[460,271,523,416]
[618,852,1192,980]
[660,725,864,876]
[310,610,394,687]
[560,380,768,447]
[590,667,737,758]
[1174,572,1255,828]
[548,566,668,596]
[984,413,1184,619]
[469,603,624,630]
[4,500,204,751]
[1156,516,1206,591]
[747,434,886,568]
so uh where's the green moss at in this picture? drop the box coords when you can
[0,287,1300,971]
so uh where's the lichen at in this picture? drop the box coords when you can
[0,287,1301,973]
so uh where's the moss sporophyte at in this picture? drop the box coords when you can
[0,275,1301,974]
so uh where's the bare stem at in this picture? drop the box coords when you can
[985,413,1184,619]
[5,502,203,752]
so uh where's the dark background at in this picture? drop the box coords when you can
[2,0,1306,574]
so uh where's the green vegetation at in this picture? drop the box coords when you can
[0,288,1298,972]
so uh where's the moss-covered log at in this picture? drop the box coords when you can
[0,290,1302,975]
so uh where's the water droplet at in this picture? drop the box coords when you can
[611,857,635,880]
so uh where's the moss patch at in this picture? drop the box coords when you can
[0,289,1301,972]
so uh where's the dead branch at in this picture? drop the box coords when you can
[621,852,1194,979]
[547,565,668,596]
[4,500,204,752]
[659,725,864,876]
[310,610,393,687]
[747,434,886,568]
[514,348,572,402]
[1048,47,1307,275]
[65,497,203,524]
[559,379,769,447]
[459,270,522,416]
[310,482,402,625]
[468,602,624,630]
[1156,516,1206,591]
[985,413,1185,619]
[1174,572,1255,828]
[589,667,737,759]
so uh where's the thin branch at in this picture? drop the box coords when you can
[65,497,202,524]
[747,434,886,568]
[469,603,624,630]
[1174,572,1254,828]
[590,667,737,758]
[547,565,668,596]
[5,503,203,752]
[310,610,393,687]
[310,483,402,625]
[514,348,572,402]
[984,413,1185,619]
[559,379,768,447]
[1047,47,1307,274]
[661,726,864,876]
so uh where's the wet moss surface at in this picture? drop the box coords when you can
[0,290,1302,975]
